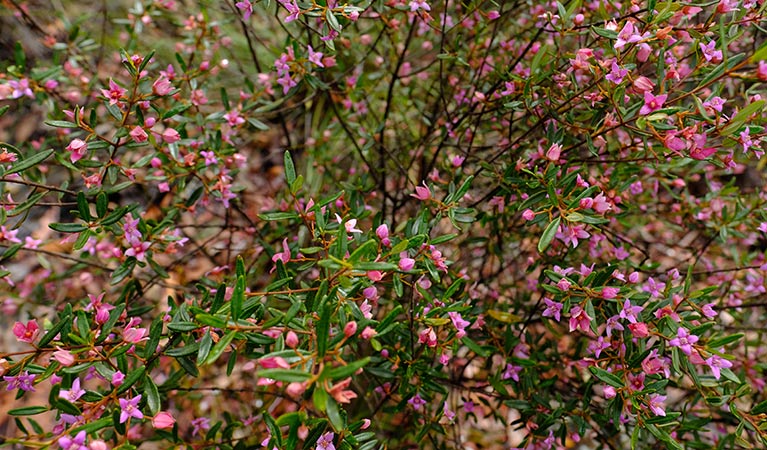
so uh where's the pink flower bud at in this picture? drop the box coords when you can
[344,321,358,338]
[399,253,415,271]
[628,322,650,338]
[129,126,148,143]
[285,331,299,348]
[522,209,536,221]
[603,385,617,398]
[545,143,562,161]
[145,117,156,128]
[52,348,75,366]
[162,128,180,143]
[361,326,377,340]
[152,411,176,429]
[367,271,383,282]
[89,440,109,450]
[286,381,307,398]
[633,76,655,93]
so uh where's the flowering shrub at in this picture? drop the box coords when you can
[1,0,767,449]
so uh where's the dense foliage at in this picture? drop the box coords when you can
[1,0,767,449]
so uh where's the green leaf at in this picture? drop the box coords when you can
[111,258,136,285]
[284,151,296,185]
[144,377,160,415]
[326,357,370,380]
[231,275,245,321]
[45,120,77,129]
[115,367,145,395]
[537,216,560,252]
[589,367,624,388]
[316,304,332,357]
[37,315,70,348]
[257,369,311,383]
[325,396,345,431]
[48,222,87,233]
[76,192,91,221]
[71,417,113,434]
[197,331,213,364]
[167,321,199,332]
[258,211,300,221]
[720,100,765,136]
[203,331,236,365]
[8,406,48,416]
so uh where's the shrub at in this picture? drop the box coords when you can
[1,0,767,449]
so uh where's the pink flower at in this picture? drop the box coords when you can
[118,395,144,423]
[101,79,126,105]
[398,253,415,271]
[411,182,431,201]
[259,356,290,369]
[317,432,335,450]
[706,354,733,380]
[361,326,377,339]
[60,378,85,402]
[647,394,666,416]
[628,322,650,338]
[152,76,173,96]
[668,327,699,355]
[615,21,643,49]
[568,305,592,333]
[58,431,87,450]
[129,126,148,143]
[66,138,88,163]
[307,45,324,67]
[618,299,643,323]
[328,377,357,404]
[758,61,767,81]
[152,411,176,429]
[700,41,722,63]
[545,143,562,161]
[282,0,301,22]
[123,325,149,343]
[271,238,291,270]
[601,286,620,299]
[639,91,667,115]
[542,298,563,321]
[235,1,253,20]
[13,320,39,343]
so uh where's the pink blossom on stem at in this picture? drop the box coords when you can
[118,395,143,423]
[101,79,126,105]
[66,138,88,163]
[412,182,431,201]
[639,91,667,115]
[13,319,39,343]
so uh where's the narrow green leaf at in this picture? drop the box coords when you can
[203,331,236,365]
[284,151,296,185]
[144,377,160,415]
[537,216,561,253]
[589,367,624,388]
[257,369,311,383]
[49,222,88,233]
[316,304,332,357]
[115,367,145,395]
[8,406,48,416]
[326,357,370,380]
